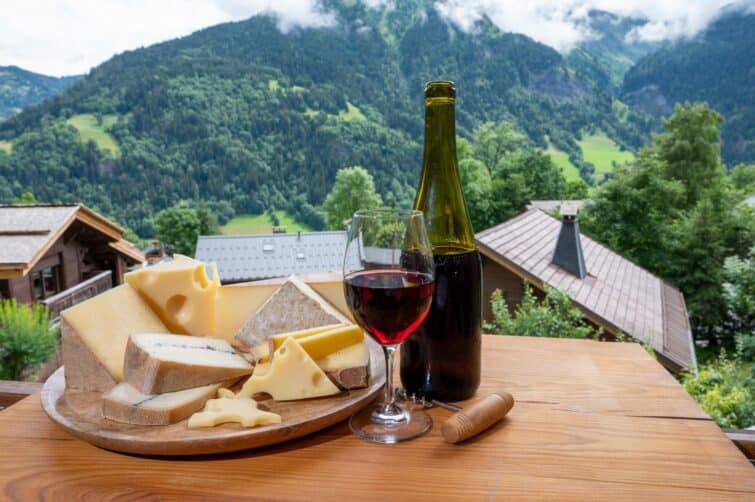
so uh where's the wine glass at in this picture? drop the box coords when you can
[343,208,435,443]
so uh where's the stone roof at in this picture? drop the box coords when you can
[195,231,347,283]
[476,208,696,371]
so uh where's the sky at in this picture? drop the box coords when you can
[0,0,750,76]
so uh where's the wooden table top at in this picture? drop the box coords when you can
[1,335,753,500]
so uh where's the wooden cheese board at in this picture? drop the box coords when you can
[41,336,384,456]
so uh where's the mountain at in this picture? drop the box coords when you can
[567,11,663,94]
[621,11,755,165]
[0,66,80,120]
[0,1,656,236]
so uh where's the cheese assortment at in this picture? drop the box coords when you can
[58,259,372,432]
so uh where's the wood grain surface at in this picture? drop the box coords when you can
[39,336,384,455]
[1,336,753,501]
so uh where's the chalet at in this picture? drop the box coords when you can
[476,206,697,373]
[195,231,347,283]
[0,204,144,316]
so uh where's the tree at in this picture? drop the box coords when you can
[323,166,383,230]
[197,201,220,235]
[654,103,725,208]
[722,246,755,338]
[484,284,598,339]
[14,191,37,204]
[155,201,201,256]
[0,300,57,380]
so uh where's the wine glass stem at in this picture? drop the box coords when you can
[382,344,398,411]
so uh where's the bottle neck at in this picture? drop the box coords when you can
[414,97,476,253]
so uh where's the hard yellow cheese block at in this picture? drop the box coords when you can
[125,255,219,337]
[238,338,340,400]
[253,324,344,363]
[215,283,278,342]
[60,284,168,391]
[188,396,281,428]
[270,324,363,361]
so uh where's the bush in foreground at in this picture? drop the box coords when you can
[0,300,57,380]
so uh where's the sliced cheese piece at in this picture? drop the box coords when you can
[215,283,278,342]
[60,284,168,391]
[238,338,340,401]
[124,333,252,394]
[103,382,220,426]
[316,342,370,390]
[188,397,281,429]
[270,324,363,361]
[250,324,345,363]
[125,255,220,337]
[234,275,350,349]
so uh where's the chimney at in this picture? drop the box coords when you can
[551,202,587,279]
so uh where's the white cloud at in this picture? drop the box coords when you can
[434,0,743,52]
[0,0,748,76]
[0,0,334,76]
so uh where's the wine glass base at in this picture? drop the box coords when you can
[349,404,432,444]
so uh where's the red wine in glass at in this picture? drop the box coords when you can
[344,270,434,346]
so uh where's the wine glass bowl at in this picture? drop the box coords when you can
[343,208,435,444]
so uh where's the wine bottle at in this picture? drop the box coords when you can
[400,81,482,401]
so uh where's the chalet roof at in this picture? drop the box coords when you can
[0,204,144,278]
[195,231,348,283]
[476,208,696,371]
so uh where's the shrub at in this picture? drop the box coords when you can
[484,284,599,339]
[0,300,57,380]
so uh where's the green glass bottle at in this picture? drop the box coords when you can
[400,81,482,401]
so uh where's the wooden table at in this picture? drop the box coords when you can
[1,336,753,500]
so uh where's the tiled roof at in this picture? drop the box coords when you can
[476,208,696,371]
[0,204,143,275]
[195,231,348,283]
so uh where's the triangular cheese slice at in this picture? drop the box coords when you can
[234,275,350,349]
[125,255,220,337]
[237,338,340,401]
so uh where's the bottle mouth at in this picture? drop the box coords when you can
[425,81,455,99]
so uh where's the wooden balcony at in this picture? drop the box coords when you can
[42,270,112,319]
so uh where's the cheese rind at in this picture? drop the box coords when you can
[188,397,282,428]
[125,255,220,337]
[60,284,168,390]
[103,382,221,426]
[238,338,340,401]
[124,333,252,394]
[234,276,350,349]
[316,342,370,390]
[215,283,279,342]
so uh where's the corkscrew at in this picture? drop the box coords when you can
[396,388,515,443]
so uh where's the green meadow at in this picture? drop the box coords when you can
[0,140,11,153]
[66,113,120,155]
[578,131,634,173]
[220,211,312,235]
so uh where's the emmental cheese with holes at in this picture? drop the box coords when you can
[234,276,351,349]
[238,338,340,401]
[123,333,252,394]
[125,255,220,337]
[60,284,168,391]
[103,382,222,426]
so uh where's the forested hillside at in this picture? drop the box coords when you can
[0,0,653,237]
[622,11,755,165]
[0,66,79,120]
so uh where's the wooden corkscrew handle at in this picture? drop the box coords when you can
[441,392,515,444]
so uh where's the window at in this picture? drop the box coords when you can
[31,265,62,300]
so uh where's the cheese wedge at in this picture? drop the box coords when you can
[215,283,279,342]
[238,338,340,401]
[270,324,363,361]
[234,275,350,349]
[247,324,344,363]
[124,333,252,394]
[103,382,221,426]
[188,396,282,429]
[61,284,168,391]
[125,255,220,337]
[316,342,370,390]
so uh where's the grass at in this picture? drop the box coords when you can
[546,146,581,182]
[268,79,279,91]
[66,113,120,155]
[578,131,634,174]
[0,140,11,153]
[338,102,367,122]
[221,211,312,235]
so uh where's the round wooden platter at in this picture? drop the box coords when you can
[41,337,385,456]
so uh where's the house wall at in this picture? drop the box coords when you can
[480,255,526,323]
